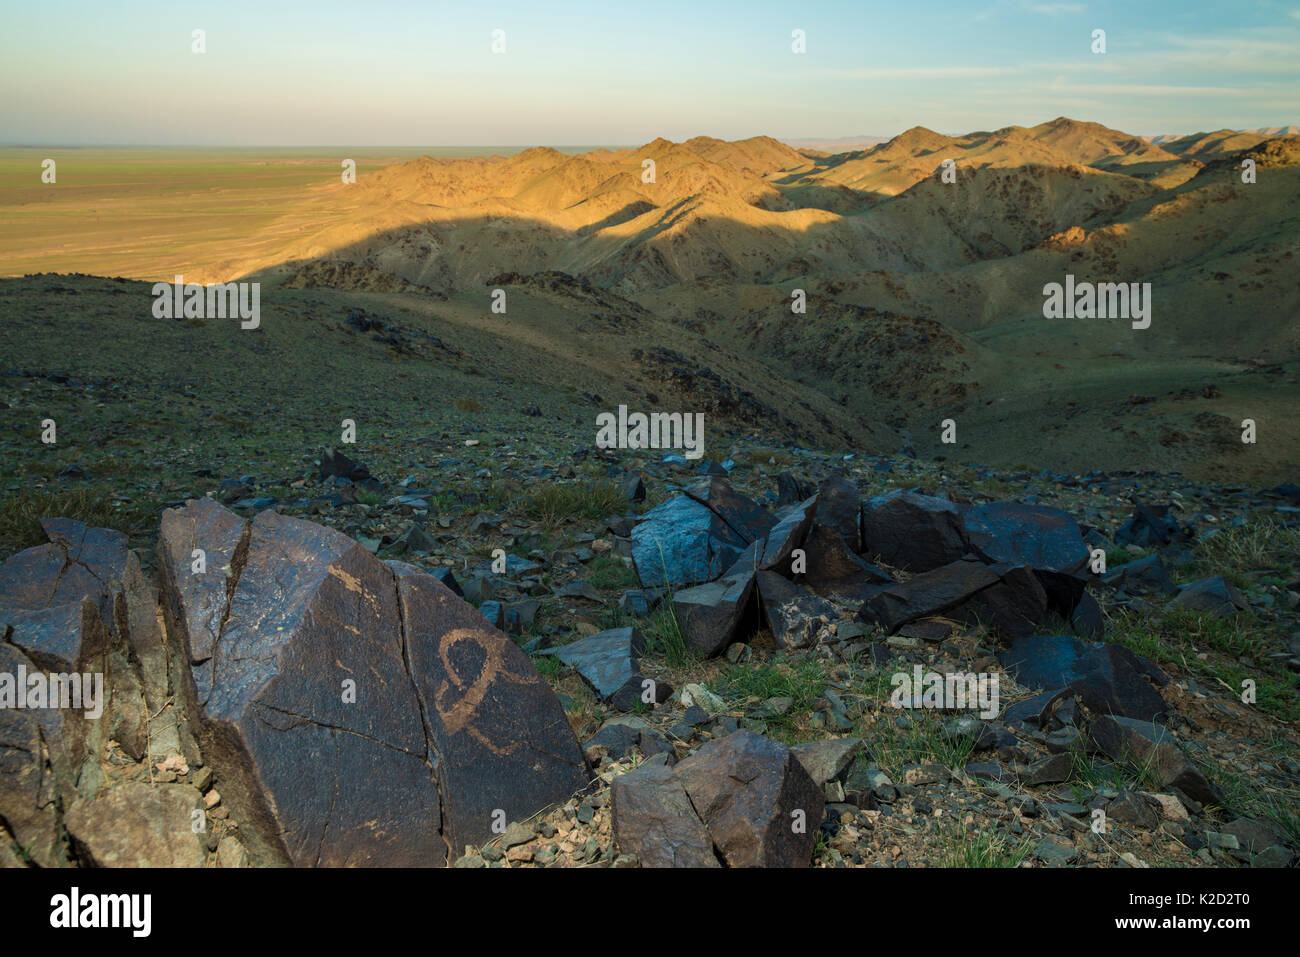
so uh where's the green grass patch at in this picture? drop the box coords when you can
[1103,606,1297,722]
[934,821,1031,868]
[521,480,625,525]
[1199,738,1300,838]
[530,653,563,680]
[722,657,827,742]
[1192,518,1300,590]
[585,554,637,590]
[0,487,155,559]
[641,599,691,668]
[1067,734,1160,796]
[870,708,978,777]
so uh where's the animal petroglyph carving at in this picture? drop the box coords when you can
[433,627,534,755]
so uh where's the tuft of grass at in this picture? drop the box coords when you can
[871,708,977,778]
[1200,736,1300,841]
[1106,545,1138,567]
[724,657,827,706]
[521,480,626,525]
[1067,733,1160,795]
[1192,518,1300,590]
[641,599,691,668]
[453,397,484,413]
[934,821,1031,868]
[585,554,637,591]
[531,653,563,680]
[722,657,827,742]
[0,487,154,559]
[1103,605,1297,722]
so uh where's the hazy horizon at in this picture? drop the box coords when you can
[2,121,1296,151]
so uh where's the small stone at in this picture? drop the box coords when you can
[501,821,535,849]
[505,845,535,863]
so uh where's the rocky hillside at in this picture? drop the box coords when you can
[2,426,1297,868]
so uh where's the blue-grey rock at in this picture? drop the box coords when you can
[539,627,649,707]
[1115,503,1188,548]
[1166,576,1248,618]
[999,633,1168,723]
[1101,554,1176,596]
[759,494,818,575]
[631,496,748,589]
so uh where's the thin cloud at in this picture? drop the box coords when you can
[834,66,1021,79]
[1022,2,1086,14]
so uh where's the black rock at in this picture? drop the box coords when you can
[759,494,818,575]
[619,473,646,503]
[1166,576,1249,618]
[1101,554,1177,596]
[776,472,815,507]
[1089,715,1220,805]
[673,570,757,657]
[860,490,966,571]
[999,633,1168,723]
[1115,503,1188,548]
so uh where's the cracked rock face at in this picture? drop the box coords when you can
[612,731,824,868]
[157,499,587,867]
[0,518,126,672]
[672,730,824,868]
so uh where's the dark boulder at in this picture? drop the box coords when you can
[620,473,646,503]
[156,500,586,867]
[776,472,815,507]
[673,730,824,867]
[319,448,368,482]
[1101,554,1176,596]
[858,559,1057,640]
[672,571,757,658]
[611,762,719,868]
[759,494,818,575]
[1115,503,1188,548]
[801,522,891,595]
[1166,576,1249,618]
[857,559,996,633]
[860,490,966,571]
[963,502,1089,614]
[815,475,862,551]
[999,633,1168,723]
[684,476,775,544]
[1089,715,1220,805]
[963,503,1090,577]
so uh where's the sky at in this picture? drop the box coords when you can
[1,0,1297,145]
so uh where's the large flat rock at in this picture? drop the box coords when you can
[157,500,587,867]
[860,490,966,571]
